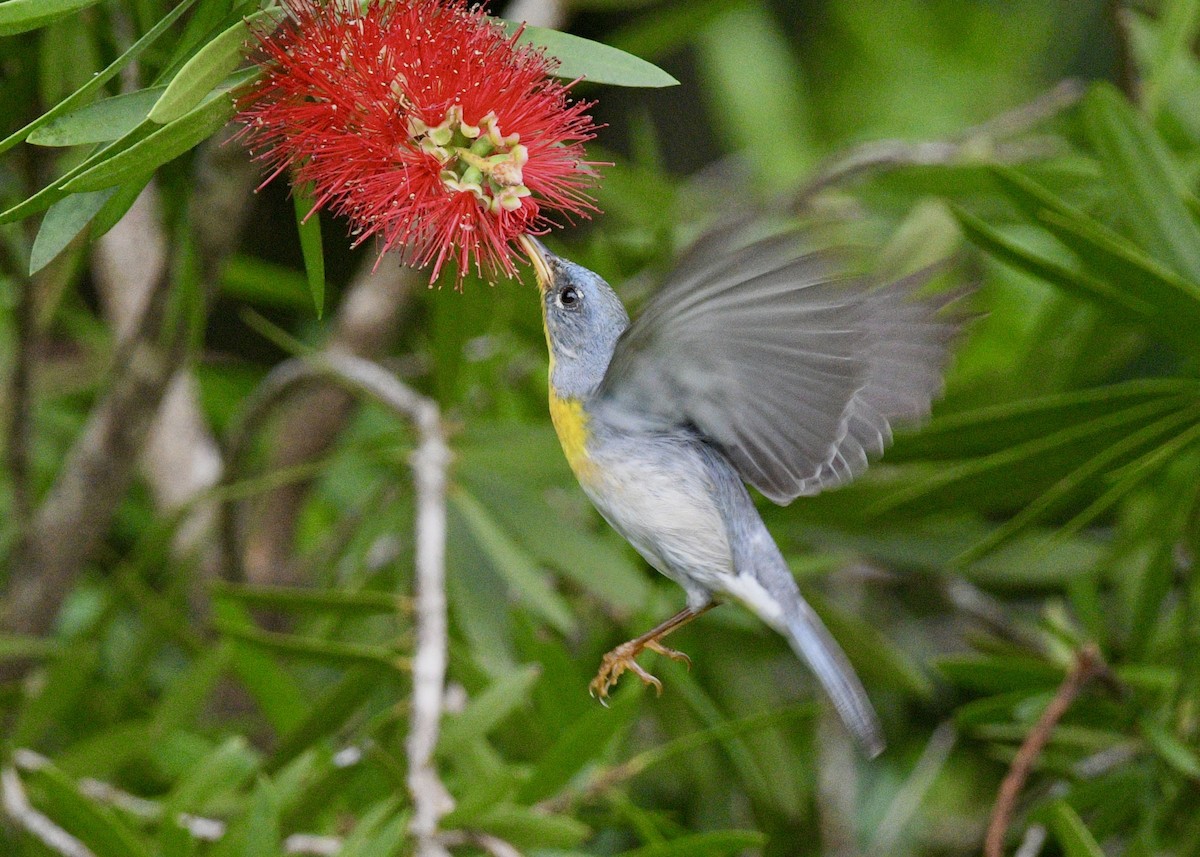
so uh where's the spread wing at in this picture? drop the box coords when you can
[593,229,960,504]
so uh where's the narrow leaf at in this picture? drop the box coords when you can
[451,487,576,634]
[1084,83,1200,282]
[0,0,201,154]
[618,831,768,857]
[439,664,541,753]
[1048,800,1105,857]
[27,88,165,147]
[499,20,677,87]
[23,764,152,857]
[292,182,326,317]
[0,0,103,36]
[29,189,116,274]
[149,13,261,124]
[63,90,239,193]
[1141,718,1200,779]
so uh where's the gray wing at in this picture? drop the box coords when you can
[594,229,960,504]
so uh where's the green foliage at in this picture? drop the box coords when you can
[2,1,1200,856]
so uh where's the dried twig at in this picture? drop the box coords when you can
[984,644,1106,857]
[794,79,1085,207]
[220,354,453,853]
[2,766,96,857]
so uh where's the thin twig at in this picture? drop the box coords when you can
[220,354,453,853]
[794,79,1085,207]
[984,644,1106,857]
[2,767,97,857]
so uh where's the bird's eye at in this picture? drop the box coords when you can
[557,286,581,309]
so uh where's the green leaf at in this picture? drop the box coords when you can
[993,167,1200,316]
[91,173,155,238]
[1084,83,1200,282]
[617,831,768,857]
[268,667,391,773]
[27,88,164,147]
[499,20,677,87]
[292,182,326,317]
[1141,718,1200,779]
[211,581,406,616]
[214,600,309,734]
[0,634,63,660]
[62,89,239,193]
[439,664,541,754]
[472,804,591,850]
[28,188,116,274]
[1048,800,1105,857]
[0,0,103,36]
[516,688,639,804]
[23,763,152,857]
[214,619,404,670]
[0,124,156,225]
[164,736,260,818]
[208,777,281,857]
[149,12,267,124]
[451,487,576,634]
[0,0,201,154]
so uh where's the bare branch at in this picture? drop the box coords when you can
[2,767,96,857]
[220,353,453,852]
[1,263,181,646]
[984,644,1106,857]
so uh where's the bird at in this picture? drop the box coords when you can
[519,225,961,757]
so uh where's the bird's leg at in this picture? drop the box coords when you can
[590,603,716,702]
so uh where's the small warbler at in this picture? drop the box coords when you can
[521,227,959,757]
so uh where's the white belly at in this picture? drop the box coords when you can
[581,447,734,599]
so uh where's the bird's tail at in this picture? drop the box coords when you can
[778,585,885,757]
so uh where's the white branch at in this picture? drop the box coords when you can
[2,767,97,857]
[224,353,454,853]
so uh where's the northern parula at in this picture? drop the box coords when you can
[521,228,959,757]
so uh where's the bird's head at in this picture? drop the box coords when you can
[521,236,629,400]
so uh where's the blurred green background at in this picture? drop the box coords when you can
[3,0,1200,855]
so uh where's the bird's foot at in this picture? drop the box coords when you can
[589,639,691,703]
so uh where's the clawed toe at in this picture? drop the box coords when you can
[589,639,689,701]
[645,640,691,670]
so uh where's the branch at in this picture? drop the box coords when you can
[794,79,1085,207]
[1,261,181,647]
[984,644,1106,857]
[220,354,453,853]
[2,766,96,857]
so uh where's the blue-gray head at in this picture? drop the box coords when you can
[522,236,630,401]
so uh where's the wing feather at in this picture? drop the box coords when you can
[595,230,961,504]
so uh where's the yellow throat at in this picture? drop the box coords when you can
[544,327,595,480]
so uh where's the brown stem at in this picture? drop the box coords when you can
[984,644,1106,857]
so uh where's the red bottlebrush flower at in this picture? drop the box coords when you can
[236,0,599,286]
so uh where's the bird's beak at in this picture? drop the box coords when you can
[520,234,554,293]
